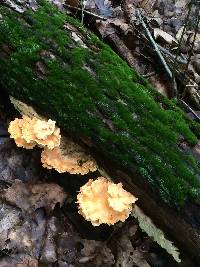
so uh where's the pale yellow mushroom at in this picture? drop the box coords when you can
[8,117,36,149]
[77,177,137,226]
[8,116,61,149]
[41,137,97,175]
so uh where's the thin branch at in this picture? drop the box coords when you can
[184,4,200,73]
[136,9,177,97]
[143,71,156,78]
[186,84,200,87]
[179,99,200,122]
[64,4,107,20]
[81,0,84,24]
[171,1,193,81]
[157,44,187,65]
[137,10,172,78]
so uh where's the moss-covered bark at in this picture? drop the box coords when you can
[1,1,200,208]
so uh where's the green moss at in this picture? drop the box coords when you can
[1,1,200,207]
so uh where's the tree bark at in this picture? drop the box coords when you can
[1,1,200,264]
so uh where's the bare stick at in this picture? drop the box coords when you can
[64,4,107,20]
[179,99,200,122]
[184,4,200,73]
[143,71,156,78]
[136,10,177,98]
[171,2,192,81]
[81,0,84,24]
[157,44,187,65]
[136,10,172,78]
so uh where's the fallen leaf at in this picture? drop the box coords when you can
[190,33,200,53]
[40,217,57,263]
[94,0,112,17]
[150,10,163,26]
[6,208,46,258]
[71,32,88,48]
[79,239,115,266]
[0,201,21,250]
[115,235,150,267]
[154,28,177,44]
[149,74,171,97]
[110,18,131,34]
[0,138,42,184]
[0,255,38,267]
[140,0,157,14]
[176,26,188,43]
[4,180,67,213]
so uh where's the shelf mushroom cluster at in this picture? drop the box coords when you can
[8,116,59,149]
[8,116,137,226]
[8,116,97,175]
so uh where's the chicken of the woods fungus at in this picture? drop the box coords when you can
[8,116,97,175]
[8,116,61,149]
[41,138,97,175]
[77,177,138,226]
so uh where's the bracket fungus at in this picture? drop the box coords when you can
[8,117,36,149]
[41,138,97,175]
[77,177,138,226]
[8,116,97,175]
[8,113,137,227]
[8,116,61,149]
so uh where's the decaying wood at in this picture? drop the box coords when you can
[1,1,200,264]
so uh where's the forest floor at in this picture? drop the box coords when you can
[62,0,200,109]
[0,88,178,267]
[1,0,200,266]
[0,89,178,267]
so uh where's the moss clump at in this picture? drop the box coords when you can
[1,1,200,207]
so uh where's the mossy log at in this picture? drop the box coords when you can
[1,1,200,263]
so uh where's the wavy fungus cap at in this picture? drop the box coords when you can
[8,116,61,149]
[77,177,138,226]
[8,117,36,149]
[21,116,60,149]
[41,138,97,175]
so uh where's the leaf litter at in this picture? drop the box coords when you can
[65,0,200,107]
[2,0,199,264]
[0,91,180,266]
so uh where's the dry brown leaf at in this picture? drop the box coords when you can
[0,255,38,267]
[6,208,46,258]
[115,231,150,267]
[40,217,57,263]
[149,75,170,97]
[154,28,177,44]
[175,0,190,9]
[4,180,67,213]
[0,201,21,250]
[140,0,157,13]
[79,239,115,266]
[191,54,200,75]
[110,18,131,34]
[176,26,188,43]
[190,34,200,53]
[94,0,112,17]
[150,10,163,26]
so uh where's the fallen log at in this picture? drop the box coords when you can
[1,1,200,264]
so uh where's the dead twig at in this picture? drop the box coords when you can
[171,1,193,83]
[65,4,107,20]
[81,0,84,24]
[157,44,187,65]
[179,99,200,122]
[143,71,156,78]
[184,4,200,73]
[136,9,177,98]
[136,10,172,78]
